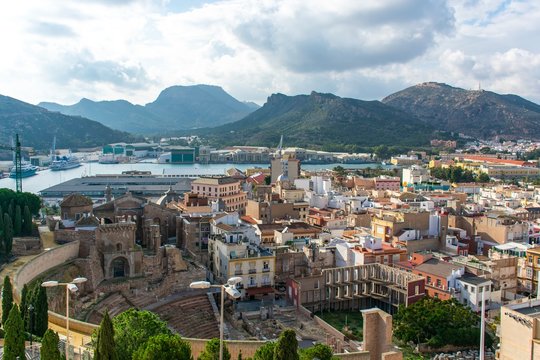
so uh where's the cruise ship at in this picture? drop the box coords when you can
[9,162,38,178]
[50,153,81,171]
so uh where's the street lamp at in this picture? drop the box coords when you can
[190,277,242,360]
[42,277,87,360]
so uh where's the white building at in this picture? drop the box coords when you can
[402,165,430,185]
[456,276,497,312]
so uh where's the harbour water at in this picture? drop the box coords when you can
[0,162,386,194]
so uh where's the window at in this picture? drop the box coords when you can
[436,279,442,288]
[314,280,319,289]
[427,276,432,284]
[116,243,122,252]
[464,284,468,291]
[470,286,475,293]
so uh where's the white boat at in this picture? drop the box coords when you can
[9,162,38,178]
[50,153,81,171]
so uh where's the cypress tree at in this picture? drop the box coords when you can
[20,283,29,330]
[3,213,13,258]
[8,199,14,225]
[34,284,49,337]
[3,304,25,360]
[0,207,4,258]
[2,275,14,325]
[95,311,118,360]
[273,329,299,360]
[23,205,33,236]
[41,329,62,360]
[14,205,22,237]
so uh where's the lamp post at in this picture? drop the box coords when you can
[190,277,242,360]
[28,304,34,346]
[42,277,87,360]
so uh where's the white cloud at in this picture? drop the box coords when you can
[0,0,538,106]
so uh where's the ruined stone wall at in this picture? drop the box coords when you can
[54,229,80,243]
[14,241,80,296]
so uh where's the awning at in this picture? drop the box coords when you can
[245,286,274,296]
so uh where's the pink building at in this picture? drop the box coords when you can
[191,176,247,214]
[374,177,400,191]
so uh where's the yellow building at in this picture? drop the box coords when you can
[209,233,275,299]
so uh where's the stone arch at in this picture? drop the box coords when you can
[111,256,130,278]
[103,217,113,224]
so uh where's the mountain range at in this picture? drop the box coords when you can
[382,82,540,139]
[187,91,434,151]
[0,95,138,150]
[4,81,540,152]
[39,84,258,134]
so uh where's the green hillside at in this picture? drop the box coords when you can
[190,91,433,151]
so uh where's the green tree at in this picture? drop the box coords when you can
[14,205,22,236]
[3,304,25,360]
[394,297,492,348]
[20,283,29,330]
[41,329,62,360]
[238,349,243,360]
[3,213,13,258]
[198,338,231,360]
[2,275,14,325]
[112,309,171,360]
[333,166,346,177]
[0,205,4,257]
[477,173,490,183]
[8,199,14,224]
[33,284,49,337]
[133,334,191,360]
[95,311,118,360]
[23,205,32,236]
[299,344,335,360]
[274,329,299,360]
[253,342,275,360]
[373,145,390,160]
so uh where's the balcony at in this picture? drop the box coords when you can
[234,270,243,275]
[262,268,270,273]
[247,283,258,288]
[248,269,256,274]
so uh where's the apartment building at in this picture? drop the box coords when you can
[449,212,529,245]
[333,235,407,266]
[245,199,308,224]
[208,232,275,299]
[395,253,464,300]
[191,176,247,214]
[371,209,447,244]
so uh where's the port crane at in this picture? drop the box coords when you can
[0,134,23,192]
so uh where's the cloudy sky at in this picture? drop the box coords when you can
[0,0,539,106]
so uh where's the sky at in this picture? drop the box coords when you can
[0,0,539,106]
